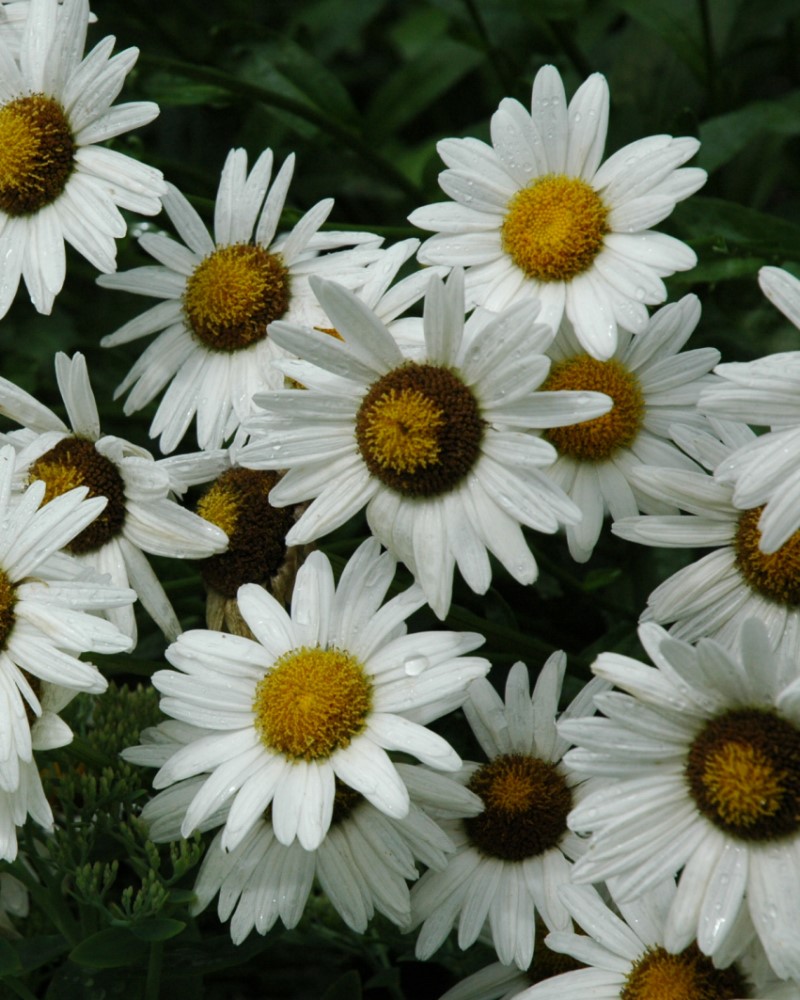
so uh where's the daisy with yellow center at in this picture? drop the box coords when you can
[409,655,607,970]
[408,64,705,360]
[490,880,793,1000]
[700,265,800,555]
[240,268,611,618]
[150,538,491,853]
[611,421,800,659]
[127,716,483,944]
[97,146,382,453]
[0,0,164,318]
[537,295,718,562]
[561,618,800,980]
[0,352,227,642]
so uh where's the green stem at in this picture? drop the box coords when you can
[696,0,718,110]
[145,940,164,1000]
[139,54,423,203]
[460,0,516,93]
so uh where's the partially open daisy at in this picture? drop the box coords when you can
[492,880,792,1000]
[239,268,611,618]
[699,266,800,554]
[611,420,800,659]
[409,655,607,969]
[409,64,705,359]
[187,764,481,943]
[0,353,227,642]
[0,0,164,318]
[149,538,490,852]
[193,459,306,632]
[97,146,382,453]
[561,618,800,979]
[0,444,134,793]
[540,295,718,561]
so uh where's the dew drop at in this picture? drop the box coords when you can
[404,655,429,676]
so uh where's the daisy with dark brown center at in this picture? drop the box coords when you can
[537,295,718,562]
[97,145,382,453]
[240,268,612,618]
[0,0,164,319]
[612,421,800,661]
[408,64,705,360]
[561,617,800,981]
[409,654,606,970]
[149,538,491,854]
[0,444,136,860]
[0,352,227,642]
[487,879,794,1000]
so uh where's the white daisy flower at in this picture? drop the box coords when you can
[408,64,705,360]
[189,765,481,943]
[539,294,717,561]
[409,655,607,970]
[0,0,164,318]
[0,352,228,642]
[699,266,800,554]
[611,420,800,658]
[560,617,800,980]
[474,880,792,1000]
[0,1,96,60]
[239,268,611,618]
[0,444,134,792]
[149,537,491,853]
[0,756,52,860]
[97,146,383,453]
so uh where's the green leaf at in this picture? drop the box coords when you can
[366,38,483,138]
[679,197,800,260]
[268,39,359,123]
[15,934,69,973]
[0,937,23,976]
[699,91,800,173]
[611,0,704,76]
[129,918,186,942]
[142,69,228,107]
[582,568,623,592]
[321,971,362,1000]
[69,928,148,969]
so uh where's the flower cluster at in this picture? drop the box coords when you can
[2,3,800,996]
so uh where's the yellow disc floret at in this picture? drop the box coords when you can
[184,244,291,352]
[542,355,643,461]
[465,753,572,861]
[28,436,127,554]
[356,362,483,496]
[0,94,75,216]
[734,506,800,606]
[686,708,800,842]
[620,944,747,1000]
[253,646,372,761]
[0,569,17,651]
[501,174,609,283]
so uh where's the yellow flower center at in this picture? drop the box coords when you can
[28,437,127,554]
[0,569,17,651]
[686,708,800,841]
[183,244,291,352]
[0,94,75,216]
[253,646,372,761]
[196,468,295,598]
[620,944,748,1000]
[355,363,483,496]
[465,753,572,861]
[501,174,609,283]
[734,506,800,606]
[542,355,643,460]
